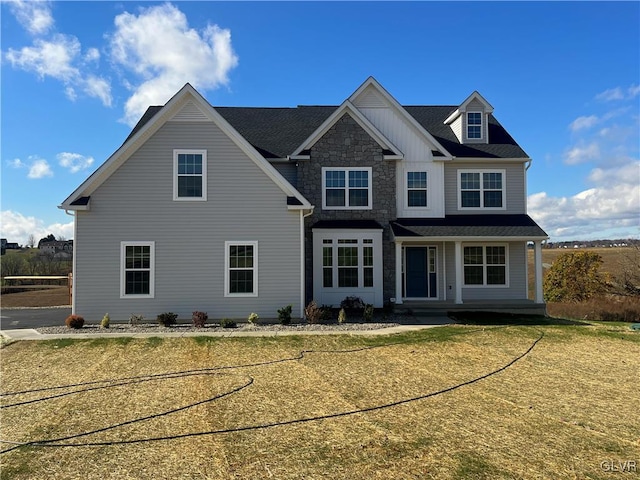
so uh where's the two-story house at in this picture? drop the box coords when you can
[60,77,547,321]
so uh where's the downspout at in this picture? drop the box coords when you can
[300,207,315,318]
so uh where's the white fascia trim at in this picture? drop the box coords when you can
[459,91,494,113]
[348,77,453,160]
[290,100,402,158]
[393,236,549,243]
[444,109,461,125]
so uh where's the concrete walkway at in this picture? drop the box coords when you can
[0,320,451,342]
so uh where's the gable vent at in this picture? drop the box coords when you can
[171,100,211,122]
[354,88,387,108]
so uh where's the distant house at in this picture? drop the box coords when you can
[60,77,547,321]
[39,240,73,257]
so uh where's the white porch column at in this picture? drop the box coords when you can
[534,240,544,303]
[454,241,463,304]
[395,241,403,305]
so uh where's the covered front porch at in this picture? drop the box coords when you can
[390,215,548,310]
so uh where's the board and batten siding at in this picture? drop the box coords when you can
[74,121,302,321]
[442,242,528,302]
[271,162,298,188]
[444,162,526,215]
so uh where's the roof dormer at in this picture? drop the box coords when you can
[444,91,494,145]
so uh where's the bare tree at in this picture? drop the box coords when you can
[27,234,37,248]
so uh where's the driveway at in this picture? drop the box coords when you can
[0,307,71,329]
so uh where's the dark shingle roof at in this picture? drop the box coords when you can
[392,215,547,238]
[126,101,529,159]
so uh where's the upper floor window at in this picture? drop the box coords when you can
[120,241,155,298]
[322,167,372,210]
[407,171,428,207]
[458,170,505,209]
[467,112,482,139]
[173,149,207,201]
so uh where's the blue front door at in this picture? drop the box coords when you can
[405,247,437,298]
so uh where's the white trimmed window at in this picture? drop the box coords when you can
[467,112,482,139]
[225,241,258,297]
[322,167,372,209]
[463,245,507,286]
[407,171,428,207]
[322,238,374,288]
[120,242,155,298]
[173,149,207,201]
[458,169,505,209]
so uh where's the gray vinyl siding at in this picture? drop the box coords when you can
[271,162,298,188]
[442,242,527,302]
[74,121,301,321]
[444,162,526,215]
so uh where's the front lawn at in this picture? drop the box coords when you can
[1,323,638,479]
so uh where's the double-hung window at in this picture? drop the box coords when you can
[174,149,207,201]
[121,242,155,298]
[225,241,258,297]
[322,167,372,209]
[467,112,482,139]
[459,170,505,209]
[463,245,507,286]
[407,171,428,207]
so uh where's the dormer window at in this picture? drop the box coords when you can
[467,112,482,139]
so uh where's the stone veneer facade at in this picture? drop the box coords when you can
[296,113,397,306]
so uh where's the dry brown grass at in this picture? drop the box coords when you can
[1,325,639,479]
[1,286,70,308]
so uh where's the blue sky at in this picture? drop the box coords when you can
[1,1,639,245]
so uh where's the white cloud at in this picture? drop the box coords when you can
[5,34,81,82]
[84,47,100,63]
[596,84,640,102]
[8,0,54,36]
[57,152,94,173]
[83,75,112,107]
[7,155,54,178]
[7,158,25,168]
[109,3,239,126]
[569,115,598,132]
[595,87,625,102]
[529,162,640,241]
[0,211,73,246]
[27,158,53,179]
[563,142,600,165]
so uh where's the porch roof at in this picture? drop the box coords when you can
[391,215,548,239]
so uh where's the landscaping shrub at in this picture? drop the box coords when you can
[65,314,85,329]
[304,300,322,324]
[320,305,334,323]
[341,296,365,318]
[363,304,374,322]
[219,318,236,328]
[157,312,178,327]
[543,251,605,302]
[338,308,346,324]
[100,313,110,329]
[192,311,208,328]
[129,314,144,326]
[277,304,292,325]
[247,312,259,325]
